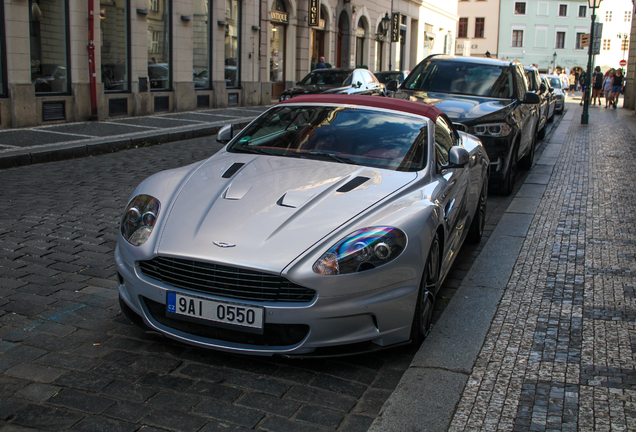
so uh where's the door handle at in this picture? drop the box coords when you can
[444,199,455,219]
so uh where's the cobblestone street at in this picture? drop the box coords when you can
[449,105,636,431]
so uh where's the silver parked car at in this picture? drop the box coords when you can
[116,94,489,357]
[541,74,565,114]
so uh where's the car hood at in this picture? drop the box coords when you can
[392,89,513,122]
[156,153,417,272]
[284,84,350,96]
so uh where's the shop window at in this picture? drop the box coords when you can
[101,0,129,92]
[225,0,241,88]
[0,0,5,96]
[193,0,210,89]
[147,0,171,91]
[30,0,70,94]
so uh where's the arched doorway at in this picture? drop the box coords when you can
[337,11,349,68]
[311,5,328,67]
[270,0,289,99]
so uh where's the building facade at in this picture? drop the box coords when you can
[593,0,632,72]
[456,0,501,57]
[498,0,590,72]
[0,0,458,129]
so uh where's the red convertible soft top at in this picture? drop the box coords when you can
[278,94,444,122]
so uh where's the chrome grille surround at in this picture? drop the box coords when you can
[139,256,315,303]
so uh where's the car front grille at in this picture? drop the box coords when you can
[139,256,315,303]
[143,297,309,346]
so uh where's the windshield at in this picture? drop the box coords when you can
[544,76,562,88]
[375,72,402,84]
[228,105,428,172]
[403,60,514,98]
[299,70,352,86]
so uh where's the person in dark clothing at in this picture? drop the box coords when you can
[610,68,624,108]
[579,71,587,106]
[316,56,327,69]
[591,66,604,105]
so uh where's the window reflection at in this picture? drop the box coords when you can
[225,0,240,88]
[30,0,69,94]
[193,0,209,89]
[147,0,170,90]
[101,0,129,92]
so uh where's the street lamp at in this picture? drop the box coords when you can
[581,0,602,125]
[381,12,391,36]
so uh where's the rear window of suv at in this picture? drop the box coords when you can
[402,60,515,99]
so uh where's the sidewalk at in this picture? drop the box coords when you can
[0,106,272,170]
[370,101,636,431]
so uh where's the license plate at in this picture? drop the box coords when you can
[166,292,264,330]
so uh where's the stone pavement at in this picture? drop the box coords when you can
[0,106,271,170]
[371,100,636,431]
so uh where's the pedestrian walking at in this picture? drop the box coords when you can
[603,70,614,108]
[560,70,570,96]
[611,68,624,108]
[568,72,576,97]
[579,70,587,105]
[591,66,604,105]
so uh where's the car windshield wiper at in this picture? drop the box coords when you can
[306,151,360,165]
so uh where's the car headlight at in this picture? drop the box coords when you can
[280,94,292,102]
[120,194,161,246]
[312,227,406,275]
[471,123,512,137]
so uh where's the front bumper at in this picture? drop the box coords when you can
[115,244,419,356]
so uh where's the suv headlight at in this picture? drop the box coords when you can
[312,227,406,275]
[280,94,292,102]
[120,195,160,246]
[470,123,512,137]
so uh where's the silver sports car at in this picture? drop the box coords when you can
[116,94,489,357]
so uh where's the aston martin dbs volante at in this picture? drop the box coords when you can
[116,94,489,357]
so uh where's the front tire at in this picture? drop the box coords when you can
[497,145,518,196]
[410,234,440,342]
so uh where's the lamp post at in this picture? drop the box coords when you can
[581,0,602,125]
[380,13,391,70]
[553,52,557,72]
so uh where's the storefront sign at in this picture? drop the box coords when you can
[270,10,289,24]
[391,13,400,42]
[308,0,319,26]
[356,27,365,37]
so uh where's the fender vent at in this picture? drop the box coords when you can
[336,176,369,193]
[222,162,244,178]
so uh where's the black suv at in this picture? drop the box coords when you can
[388,55,540,195]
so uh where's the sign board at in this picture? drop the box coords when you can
[620,59,627,67]
[592,22,603,55]
[308,0,319,27]
[391,13,400,42]
[580,33,589,48]
[270,11,289,24]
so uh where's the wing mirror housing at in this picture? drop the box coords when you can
[523,92,541,104]
[539,83,547,93]
[355,81,363,88]
[448,147,470,168]
[386,79,399,92]
[216,124,233,144]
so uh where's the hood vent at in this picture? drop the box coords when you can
[222,162,245,178]
[336,176,370,193]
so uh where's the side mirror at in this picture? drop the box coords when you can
[523,92,541,104]
[539,83,547,93]
[355,81,363,88]
[217,124,233,144]
[386,79,399,92]
[448,147,470,168]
